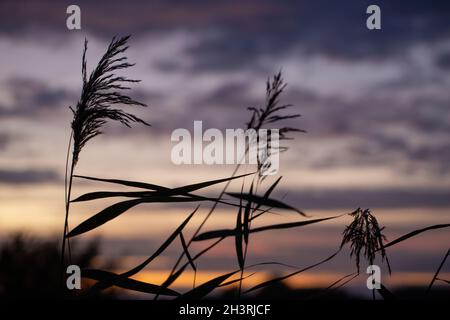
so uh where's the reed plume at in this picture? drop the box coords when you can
[246,71,304,176]
[61,36,149,283]
[341,208,391,273]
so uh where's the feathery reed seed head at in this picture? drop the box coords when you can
[71,36,149,165]
[341,208,391,273]
[246,71,304,176]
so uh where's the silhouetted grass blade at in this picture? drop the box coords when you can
[235,201,244,270]
[72,188,251,213]
[169,172,254,195]
[436,278,450,284]
[83,269,180,296]
[74,175,169,191]
[226,192,307,216]
[75,172,253,197]
[123,206,199,277]
[67,199,143,237]
[160,264,188,291]
[243,199,252,244]
[72,191,154,202]
[426,248,450,294]
[243,182,254,244]
[219,272,256,288]
[304,272,357,300]
[156,239,229,298]
[180,232,196,271]
[68,197,203,237]
[255,176,282,213]
[194,215,341,241]
[245,249,341,294]
[263,177,282,199]
[382,224,450,249]
[86,207,199,292]
[193,229,236,241]
[177,271,238,300]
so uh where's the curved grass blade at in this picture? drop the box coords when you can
[243,182,253,244]
[72,189,261,215]
[83,269,180,296]
[67,198,143,237]
[75,172,253,197]
[245,249,341,294]
[254,176,281,213]
[235,201,244,270]
[382,224,450,249]
[194,215,342,241]
[426,248,450,295]
[72,190,154,202]
[170,172,254,195]
[219,272,256,288]
[327,272,360,293]
[226,192,306,216]
[74,175,169,191]
[68,197,204,237]
[436,278,450,284]
[160,264,189,292]
[177,271,238,300]
[263,176,282,200]
[156,238,225,299]
[180,232,196,271]
[88,207,199,293]
[250,207,272,222]
[123,206,199,277]
[305,272,358,300]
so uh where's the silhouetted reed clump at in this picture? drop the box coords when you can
[59,36,450,300]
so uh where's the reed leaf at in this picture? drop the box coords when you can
[83,269,180,296]
[177,271,238,300]
[71,191,155,202]
[74,172,252,196]
[74,175,168,191]
[67,198,143,237]
[436,278,450,284]
[426,248,450,295]
[180,232,196,271]
[219,272,256,288]
[235,200,244,270]
[68,198,204,237]
[169,172,254,195]
[382,224,450,249]
[242,188,253,244]
[245,249,341,294]
[226,192,306,216]
[194,215,342,241]
[84,207,198,292]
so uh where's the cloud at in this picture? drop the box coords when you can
[279,187,450,210]
[2,0,450,69]
[435,51,450,69]
[0,0,449,192]
[0,77,75,118]
[0,133,12,150]
[0,168,60,184]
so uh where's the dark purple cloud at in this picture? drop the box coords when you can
[0,168,60,184]
[0,77,75,118]
[1,0,450,67]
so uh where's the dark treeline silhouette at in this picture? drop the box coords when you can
[0,233,115,299]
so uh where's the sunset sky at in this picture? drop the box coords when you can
[0,0,449,298]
